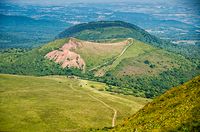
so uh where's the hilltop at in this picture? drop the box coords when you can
[56,21,162,45]
[56,21,200,61]
[0,21,200,98]
[96,75,200,131]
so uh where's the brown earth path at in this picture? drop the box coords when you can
[69,83,117,127]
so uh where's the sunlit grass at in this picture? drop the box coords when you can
[0,74,150,131]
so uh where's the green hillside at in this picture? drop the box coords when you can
[0,37,199,98]
[0,21,200,98]
[56,21,162,46]
[0,38,130,75]
[96,75,200,132]
[72,38,131,70]
[95,39,192,76]
[0,38,80,76]
[57,21,200,61]
[96,39,199,98]
[0,74,150,131]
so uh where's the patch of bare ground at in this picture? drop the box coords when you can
[45,38,85,70]
[45,38,130,71]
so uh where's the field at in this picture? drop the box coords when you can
[0,74,150,131]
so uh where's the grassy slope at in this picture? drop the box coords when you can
[108,75,200,132]
[0,37,198,98]
[1,37,192,76]
[95,39,154,76]
[96,39,193,76]
[0,74,150,132]
[92,39,199,98]
[112,40,193,76]
[0,38,129,75]
[74,38,129,70]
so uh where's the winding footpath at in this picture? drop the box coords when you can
[87,94,117,127]
[69,84,117,127]
[66,39,134,127]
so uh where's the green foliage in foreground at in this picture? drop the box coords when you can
[0,74,149,131]
[92,75,200,132]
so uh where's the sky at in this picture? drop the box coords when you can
[1,0,176,5]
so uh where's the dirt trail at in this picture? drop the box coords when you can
[87,94,117,127]
[118,39,133,57]
[69,84,117,127]
[89,38,133,72]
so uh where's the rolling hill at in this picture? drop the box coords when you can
[56,21,200,61]
[0,74,150,131]
[0,21,200,98]
[104,75,200,132]
[56,21,162,46]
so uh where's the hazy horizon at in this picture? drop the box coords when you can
[1,0,191,5]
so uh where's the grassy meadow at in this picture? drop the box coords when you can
[0,74,150,131]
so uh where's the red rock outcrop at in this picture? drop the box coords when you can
[45,38,85,70]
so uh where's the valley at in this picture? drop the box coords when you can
[0,74,150,131]
[0,2,199,130]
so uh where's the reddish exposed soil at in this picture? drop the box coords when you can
[45,38,85,70]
